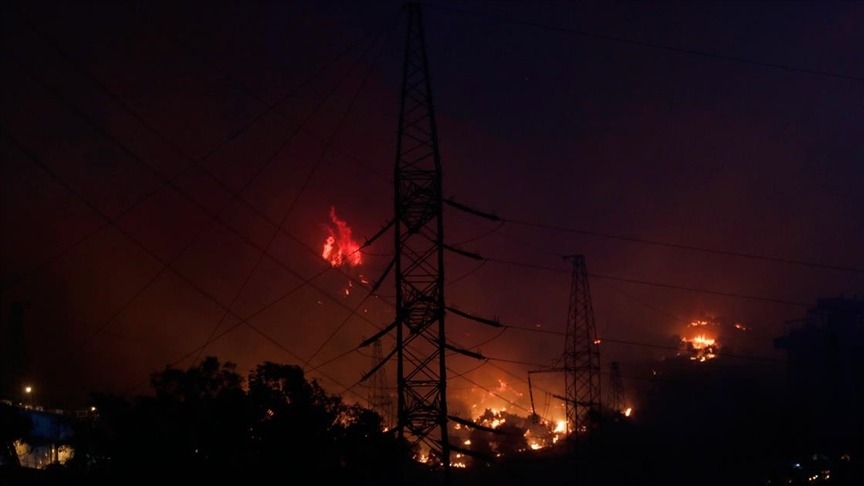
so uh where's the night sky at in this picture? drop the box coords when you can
[1,0,862,417]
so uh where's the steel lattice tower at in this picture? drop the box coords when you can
[394,2,450,468]
[608,361,623,413]
[563,255,601,436]
[368,340,394,429]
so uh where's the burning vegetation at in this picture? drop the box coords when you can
[320,206,367,295]
[449,408,569,466]
[681,334,718,362]
[679,319,720,362]
[321,206,362,268]
[675,317,753,363]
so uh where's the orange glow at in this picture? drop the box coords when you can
[624,407,632,417]
[321,206,362,268]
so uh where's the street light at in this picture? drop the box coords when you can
[24,385,32,407]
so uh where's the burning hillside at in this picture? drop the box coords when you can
[681,333,718,362]
[675,318,752,362]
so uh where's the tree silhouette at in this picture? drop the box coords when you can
[0,403,31,467]
[63,357,409,483]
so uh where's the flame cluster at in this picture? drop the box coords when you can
[321,206,362,268]
[450,408,567,463]
[681,320,719,362]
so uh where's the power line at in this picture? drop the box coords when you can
[481,255,812,306]
[2,11,404,367]
[0,7,388,295]
[304,291,378,368]
[444,198,862,274]
[450,373,533,415]
[193,16,399,363]
[597,280,687,324]
[1,130,321,383]
[4,3,819,412]
[442,201,860,305]
[427,3,864,83]
[1,53,389,399]
[497,321,785,364]
[484,353,781,399]
[588,271,811,306]
[499,217,864,274]
[597,336,784,364]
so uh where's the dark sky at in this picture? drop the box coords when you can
[1,0,862,417]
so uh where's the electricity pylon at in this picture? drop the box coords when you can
[563,255,601,437]
[394,1,449,469]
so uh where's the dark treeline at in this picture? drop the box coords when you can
[4,357,414,484]
[3,354,862,485]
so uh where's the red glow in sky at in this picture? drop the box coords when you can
[1,0,862,411]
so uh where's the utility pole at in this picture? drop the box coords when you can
[528,368,563,423]
[563,255,601,437]
[394,1,450,471]
[608,361,623,413]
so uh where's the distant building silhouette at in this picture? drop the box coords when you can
[774,296,864,451]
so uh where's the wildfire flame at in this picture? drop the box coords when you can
[322,206,362,268]
[687,334,716,348]
[681,332,718,362]
[553,420,567,434]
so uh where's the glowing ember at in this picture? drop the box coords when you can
[321,206,362,268]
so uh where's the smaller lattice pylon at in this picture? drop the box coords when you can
[367,339,394,429]
[608,361,624,414]
[563,254,601,437]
